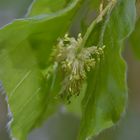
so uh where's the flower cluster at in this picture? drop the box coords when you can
[53,34,104,102]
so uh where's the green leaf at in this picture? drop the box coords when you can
[28,0,69,16]
[130,18,140,59]
[0,0,82,140]
[78,0,136,140]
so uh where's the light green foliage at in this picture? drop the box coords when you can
[79,0,136,139]
[28,0,68,16]
[0,0,82,139]
[0,0,136,140]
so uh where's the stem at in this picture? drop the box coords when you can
[81,0,117,48]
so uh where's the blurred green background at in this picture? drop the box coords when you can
[0,0,140,140]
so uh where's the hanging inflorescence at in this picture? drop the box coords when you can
[52,33,105,102]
